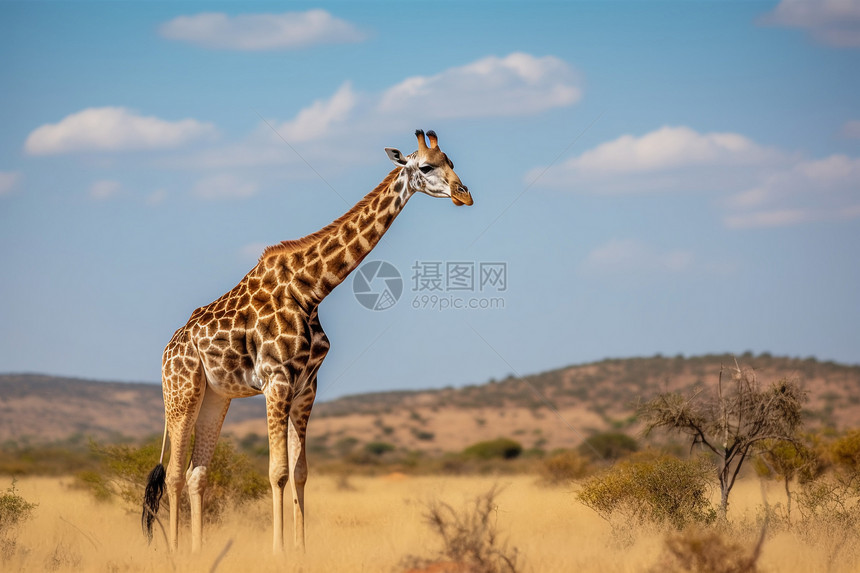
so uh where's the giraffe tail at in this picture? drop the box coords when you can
[141,422,168,543]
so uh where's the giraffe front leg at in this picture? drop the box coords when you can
[265,380,292,555]
[288,387,315,552]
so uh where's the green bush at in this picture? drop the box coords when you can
[0,440,101,476]
[237,432,269,457]
[203,441,269,511]
[74,470,112,502]
[796,471,860,531]
[463,438,523,460]
[578,454,717,532]
[830,429,860,473]
[579,432,639,461]
[754,439,821,520]
[364,441,395,456]
[95,440,163,506]
[0,480,36,532]
[650,527,763,573]
[0,479,37,561]
[411,428,435,441]
[539,450,592,485]
[334,436,359,457]
[790,430,860,530]
[77,438,267,523]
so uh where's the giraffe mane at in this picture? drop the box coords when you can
[259,167,403,262]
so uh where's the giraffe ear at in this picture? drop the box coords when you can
[385,147,408,166]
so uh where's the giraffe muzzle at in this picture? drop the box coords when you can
[451,185,473,206]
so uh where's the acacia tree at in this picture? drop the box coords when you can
[640,362,806,518]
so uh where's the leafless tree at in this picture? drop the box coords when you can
[640,361,806,518]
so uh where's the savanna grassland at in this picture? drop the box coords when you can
[2,475,859,573]
[3,355,860,572]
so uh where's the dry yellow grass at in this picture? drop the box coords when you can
[2,475,858,572]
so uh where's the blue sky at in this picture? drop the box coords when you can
[1,1,859,400]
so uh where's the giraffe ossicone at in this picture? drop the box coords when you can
[141,130,472,554]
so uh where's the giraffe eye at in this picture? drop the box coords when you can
[419,165,434,174]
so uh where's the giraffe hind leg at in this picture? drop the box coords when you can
[187,385,231,554]
[164,414,195,552]
[161,341,207,552]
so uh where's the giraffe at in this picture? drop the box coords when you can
[141,130,472,554]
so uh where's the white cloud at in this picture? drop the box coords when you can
[269,53,580,144]
[0,171,20,195]
[273,53,579,144]
[530,125,784,195]
[159,10,364,50]
[761,0,860,47]
[842,119,860,138]
[730,154,860,206]
[276,82,357,142]
[569,126,779,173]
[531,125,860,229]
[581,239,694,276]
[723,209,811,229]
[192,173,257,200]
[724,154,860,227]
[378,53,581,118]
[25,107,217,155]
[89,179,122,201]
[165,52,582,169]
[145,189,168,206]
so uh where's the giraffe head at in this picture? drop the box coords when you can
[384,130,473,206]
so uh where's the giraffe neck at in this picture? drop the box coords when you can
[260,168,410,309]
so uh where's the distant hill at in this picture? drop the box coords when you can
[1,353,858,452]
[0,374,261,444]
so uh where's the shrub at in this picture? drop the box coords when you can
[0,479,37,561]
[753,439,820,520]
[578,454,717,533]
[203,441,269,511]
[830,429,860,473]
[650,527,764,573]
[463,439,523,461]
[0,480,36,532]
[0,440,103,476]
[412,429,436,442]
[364,441,395,456]
[401,486,520,573]
[794,471,860,567]
[796,474,860,529]
[77,438,267,523]
[74,470,113,502]
[237,432,268,457]
[539,451,592,485]
[579,432,639,461]
[334,436,360,457]
[793,430,860,532]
